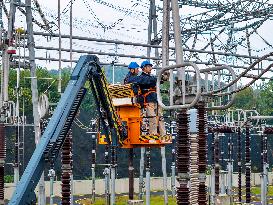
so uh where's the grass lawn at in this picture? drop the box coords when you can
[76,195,177,205]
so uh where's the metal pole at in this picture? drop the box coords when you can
[151,0,158,61]
[0,124,6,205]
[48,168,55,205]
[161,146,168,205]
[220,171,225,195]
[14,31,21,185]
[227,134,232,196]
[162,0,172,104]
[237,127,242,203]
[128,148,134,200]
[210,132,215,204]
[159,2,168,204]
[25,1,45,204]
[91,132,96,203]
[171,0,185,104]
[261,133,268,205]
[170,121,176,197]
[110,145,116,205]
[139,147,145,200]
[214,132,220,199]
[104,145,110,205]
[147,0,152,57]
[145,148,151,205]
[245,124,251,204]
[69,0,73,69]
[58,0,62,93]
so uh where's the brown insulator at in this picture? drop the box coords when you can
[177,186,190,205]
[245,125,251,203]
[264,127,273,134]
[61,172,71,205]
[61,130,73,205]
[176,111,190,173]
[214,132,220,195]
[237,127,242,203]
[176,110,190,205]
[197,102,207,204]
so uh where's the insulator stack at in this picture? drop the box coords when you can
[261,133,264,173]
[189,133,199,205]
[91,134,96,166]
[211,132,215,168]
[61,130,73,205]
[111,145,117,168]
[91,131,97,203]
[145,148,150,171]
[264,135,268,165]
[176,110,190,205]
[15,125,19,168]
[0,123,6,204]
[245,125,251,203]
[197,102,207,204]
[214,132,220,195]
[237,127,242,203]
[171,121,176,167]
[171,120,177,197]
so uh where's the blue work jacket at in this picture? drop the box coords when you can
[136,72,157,103]
[124,72,139,84]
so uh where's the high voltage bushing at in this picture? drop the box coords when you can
[61,130,73,205]
[176,110,190,205]
[245,125,251,203]
[237,127,242,203]
[0,123,6,203]
[197,102,207,204]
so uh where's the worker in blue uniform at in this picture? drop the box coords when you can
[137,60,166,136]
[124,62,140,84]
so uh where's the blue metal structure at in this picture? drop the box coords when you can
[8,55,121,204]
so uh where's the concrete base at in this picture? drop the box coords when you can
[215,195,232,205]
[128,200,144,205]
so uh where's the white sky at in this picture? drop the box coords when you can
[9,0,273,83]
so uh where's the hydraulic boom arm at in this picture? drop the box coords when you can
[8,55,122,204]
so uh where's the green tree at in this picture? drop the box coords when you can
[232,87,257,110]
[257,80,273,115]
